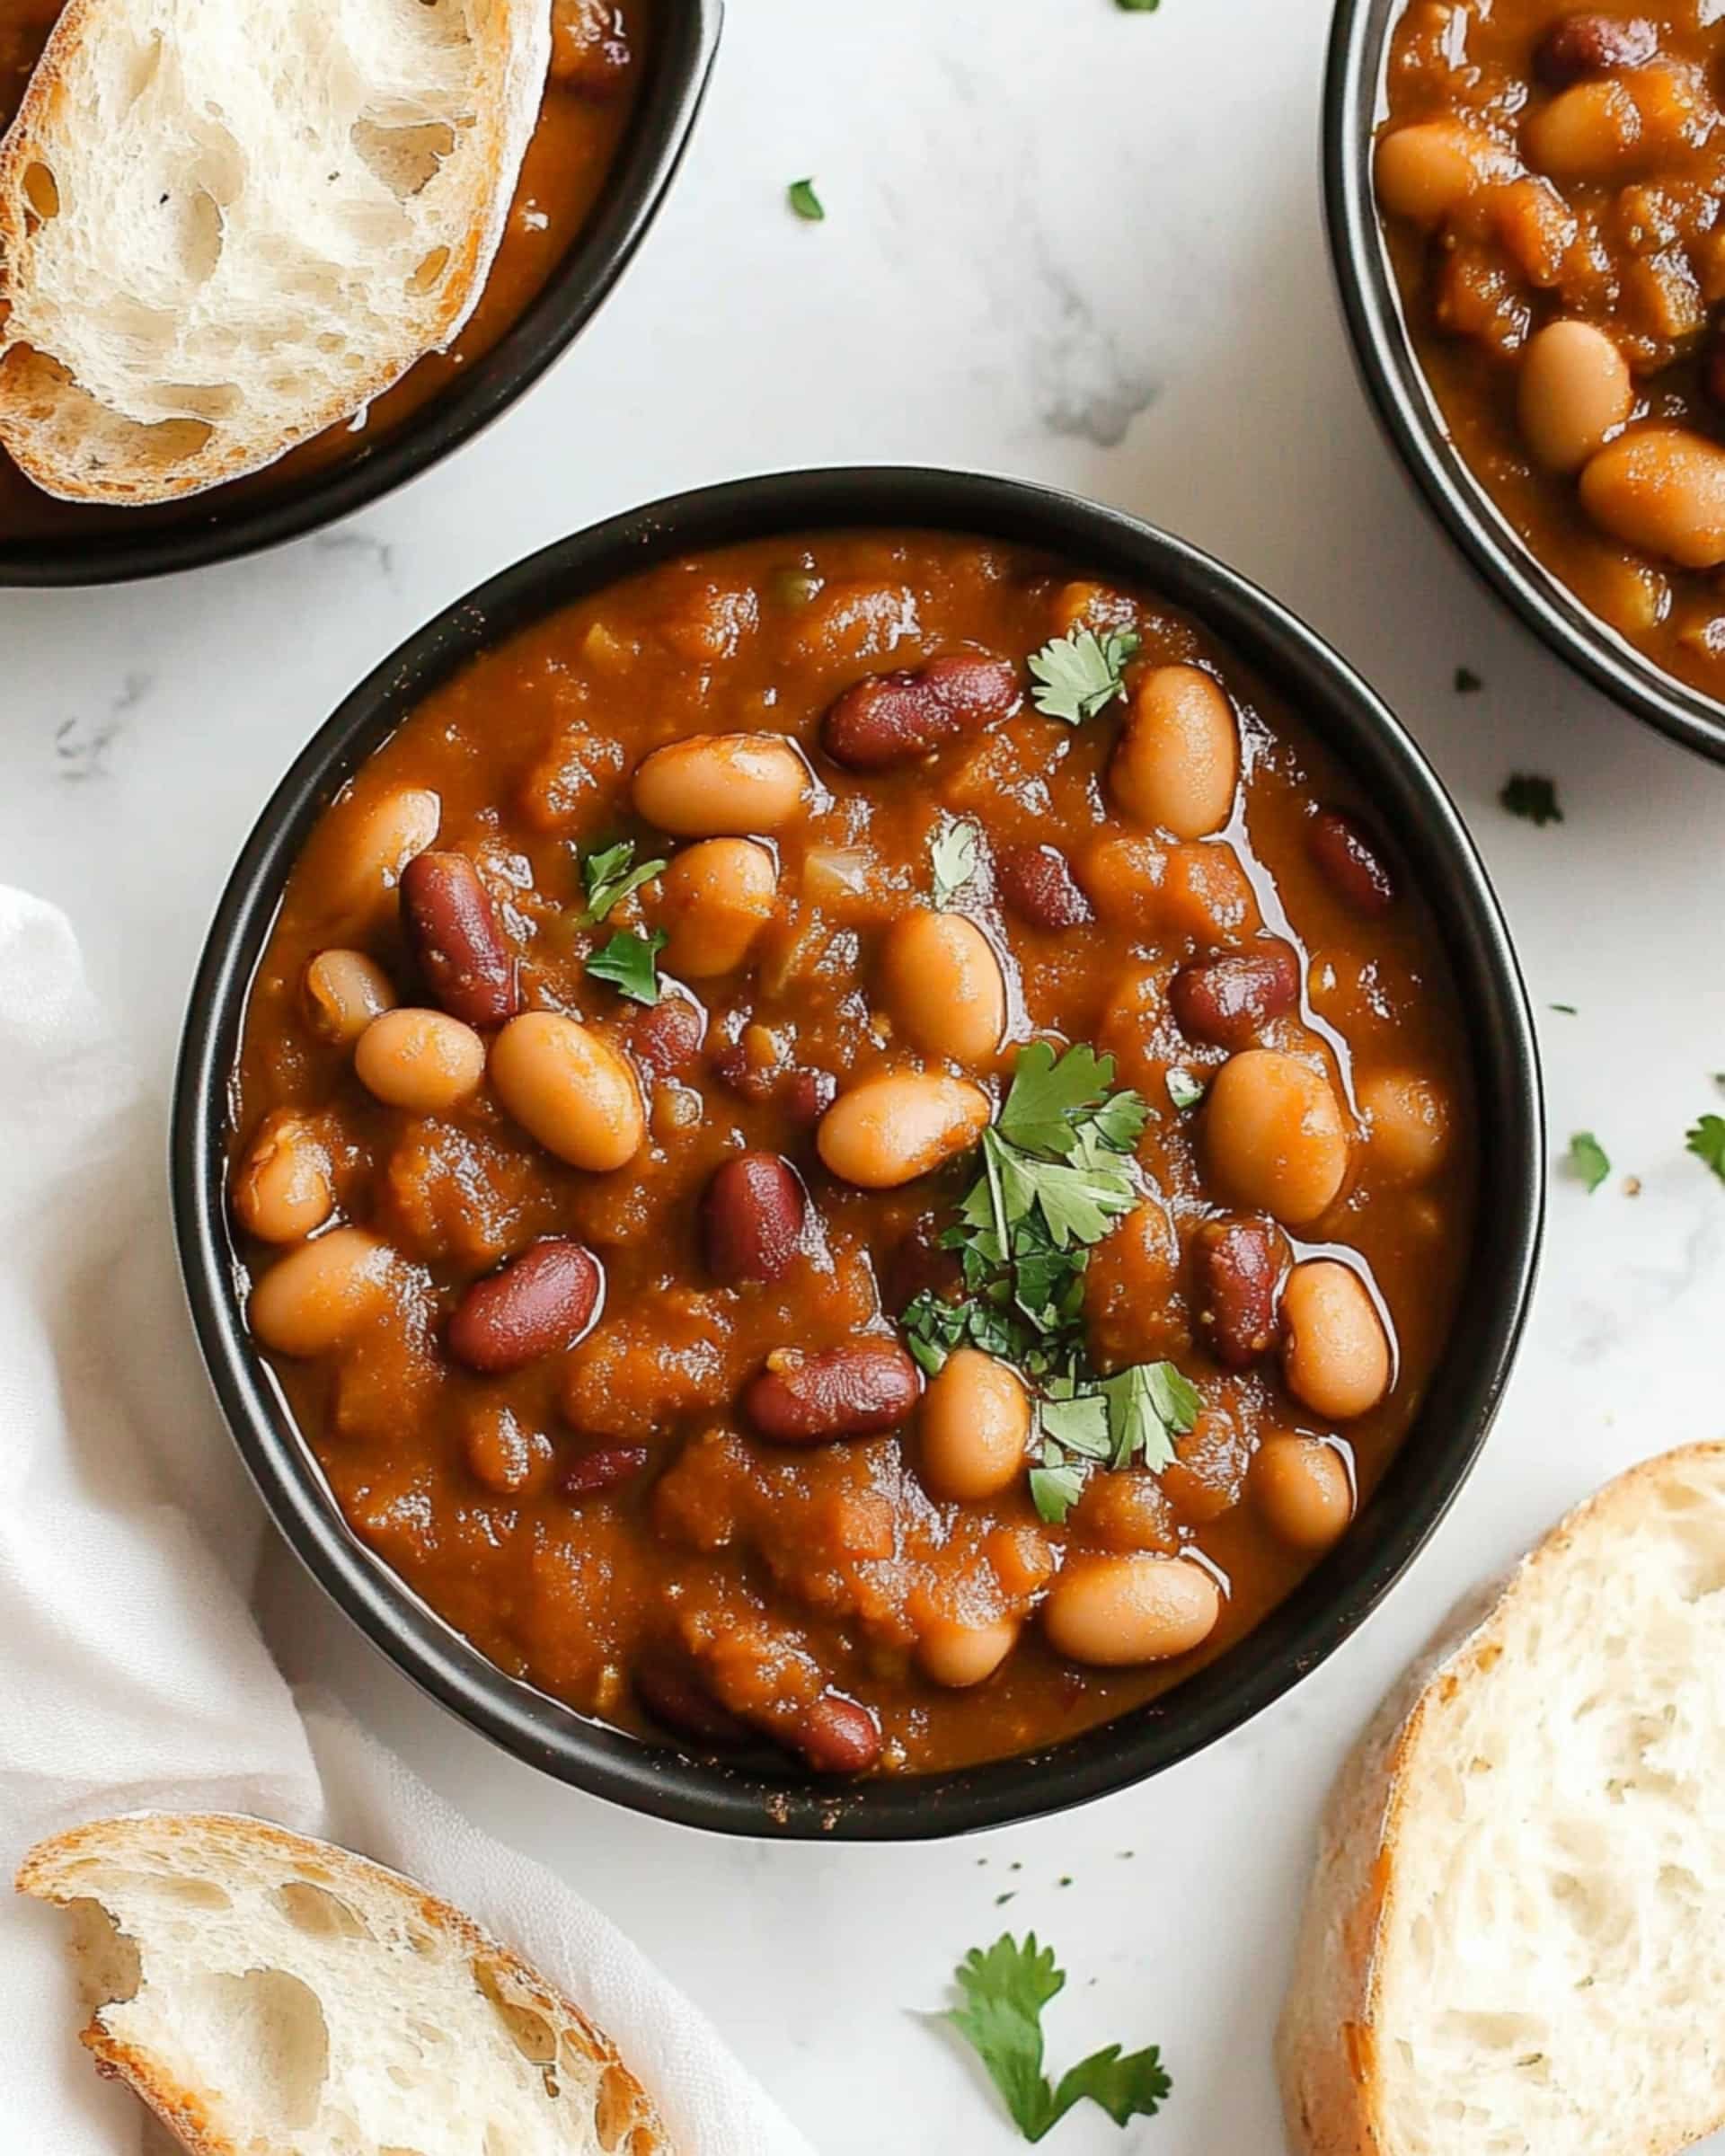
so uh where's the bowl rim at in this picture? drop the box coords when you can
[172,464,1545,1841]
[1322,0,1725,767]
[0,0,723,589]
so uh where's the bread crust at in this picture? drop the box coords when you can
[1275,1442,1725,2156]
[18,1809,672,2156]
[0,0,548,504]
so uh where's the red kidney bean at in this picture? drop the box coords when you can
[783,1067,838,1128]
[1535,13,1657,86]
[1191,1215,1287,1368]
[1170,940,1301,1048]
[633,1657,754,1748]
[745,1341,922,1444]
[712,1042,835,1125]
[702,1153,807,1285]
[995,843,1094,930]
[788,1692,882,1774]
[560,1445,650,1499]
[821,655,1019,771]
[631,994,704,1082]
[1308,809,1396,917]
[447,1240,603,1374]
[400,851,519,1027]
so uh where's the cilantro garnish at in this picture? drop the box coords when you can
[1027,628,1141,727]
[587,927,668,1006]
[1029,1363,1196,1522]
[931,819,982,909]
[898,1042,1196,1520]
[1165,1067,1204,1109]
[1686,1114,1725,1185]
[579,839,667,924]
[1500,773,1563,826]
[947,1934,1171,2143]
[1568,1130,1610,1193]
[968,1042,1147,1255]
[787,177,825,222]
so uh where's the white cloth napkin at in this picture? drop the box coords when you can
[0,885,815,2156]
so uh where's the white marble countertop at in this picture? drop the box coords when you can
[5,0,1725,2148]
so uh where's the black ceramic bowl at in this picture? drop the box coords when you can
[172,467,1544,1839]
[0,3,721,589]
[1325,0,1725,765]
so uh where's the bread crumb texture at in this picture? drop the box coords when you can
[0,0,548,501]
[17,1812,670,2156]
[1278,1444,1725,2156]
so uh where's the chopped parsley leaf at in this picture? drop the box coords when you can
[1500,773,1563,826]
[787,177,825,222]
[1454,666,1483,693]
[1165,1067,1204,1109]
[931,818,982,908]
[1115,0,1162,11]
[1550,1003,1578,1016]
[946,1934,1171,2143]
[1686,1114,1725,1185]
[1027,628,1141,727]
[1568,1130,1610,1193]
[587,927,668,1006]
[579,839,667,925]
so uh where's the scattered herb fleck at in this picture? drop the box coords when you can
[995,1892,1016,1907]
[1500,773,1563,826]
[1550,1003,1578,1016]
[587,927,668,1006]
[1686,1114,1725,1185]
[947,1935,1171,2143]
[1454,666,1483,694]
[579,839,667,925]
[1028,627,1141,727]
[1057,1876,1073,1888]
[1568,1130,1610,1193]
[931,818,983,909]
[787,177,825,222]
[1115,0,1162,11]
[1165,1067,1204,1110]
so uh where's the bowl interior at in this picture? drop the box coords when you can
[173,467,1544,1838]
[1323,0,1725,765]
[0,0,721,589]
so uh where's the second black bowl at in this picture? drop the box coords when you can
[172,466,1544,1838]
[1324,0,1725,765]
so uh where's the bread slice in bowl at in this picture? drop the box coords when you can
[0,0,550,506]
[1278,1442,1725,2156]
[18,1810,670,2155]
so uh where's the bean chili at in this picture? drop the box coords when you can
[230,531,1475,1778]
[1377,0,1725,699]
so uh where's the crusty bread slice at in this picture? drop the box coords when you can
[1278,1443,1725,2156]
[18,1811,671,2155]
[0,0,550,504]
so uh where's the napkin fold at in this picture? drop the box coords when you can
[0,885,813,2156]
